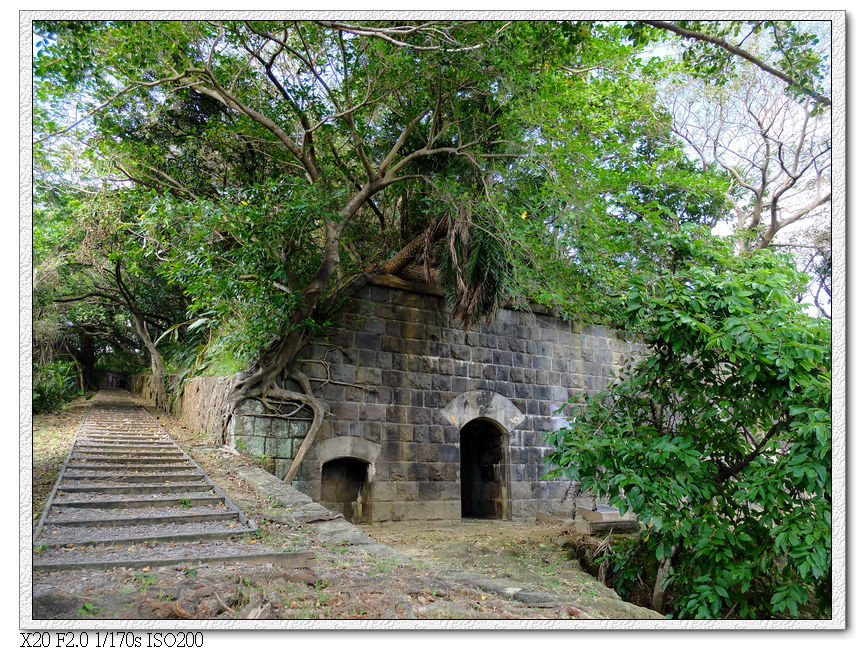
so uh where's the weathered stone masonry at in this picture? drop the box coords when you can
[136,277,638,523]
[228,277,639,523]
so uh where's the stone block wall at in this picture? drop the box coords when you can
[229,397,309,478]
[292,278,639,522]
[132,278,638,523]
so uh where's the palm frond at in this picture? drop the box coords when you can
[437,213,511,327]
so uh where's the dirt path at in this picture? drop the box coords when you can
[31,395,659,621]
[363,519,612,598]
[360,519,653,618]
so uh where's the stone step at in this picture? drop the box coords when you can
[45,511,239,528]
[52,495,222,509]
[33,545,313,571]
[79,432,168,437]
[80,431,165,435]
[80,432,165,437]
[80,431,160,435]
[32,390,286,577]
[76,443,175,449]
[78,441,167,446]
[62,473,205,482]
[73,450,180,457]
[72,449,184,457]
[56,483,211,494]
[75,448,175,454]
[69,456,187,464]
[65,463,192,471]
[35,521,255,548]
[80,431,162,435]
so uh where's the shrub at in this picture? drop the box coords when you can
[33,360,82,413]
[546,228,831,619]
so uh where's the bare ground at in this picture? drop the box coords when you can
[30,395,655,622]
[32,395,93,528]
[362,519,621,603]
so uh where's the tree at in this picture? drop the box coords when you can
[663,57,831,314]
[37,21,539,429]
[34,178,189,410]
[635,20,831,107]
[35,19,718,440]
[545,226,831,619]
[635,20,833,315]
[46,243,186,413]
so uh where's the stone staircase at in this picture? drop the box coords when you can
[33,390,312,572]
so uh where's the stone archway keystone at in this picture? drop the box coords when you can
[313,436,381,481]
[440,390,525,432]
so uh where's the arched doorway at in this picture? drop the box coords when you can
[460,418,510,519]
[321,458,371,524]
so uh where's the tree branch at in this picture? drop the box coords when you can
[641,21,830,107]
[714,418,785,483]
[314,20,486,53]
[35,70,194,144]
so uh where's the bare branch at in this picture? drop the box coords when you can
[35,70,193,144]
[314,20,486,53]
[378,109,431,176]
[641,20,830,106]
[186,67,320,182]
[386,139,484,181]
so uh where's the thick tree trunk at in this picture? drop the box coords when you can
[220,221,347,438]
[131,311,169,412]
[378,215,447,276]
[74,333,97,391]
[111,258,170,411]
[219,180,386,439]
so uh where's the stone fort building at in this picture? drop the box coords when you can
[147,274,638,524]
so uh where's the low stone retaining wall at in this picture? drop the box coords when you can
[173,375,236,440]
[131,374,301,473]
[129,374,161,409]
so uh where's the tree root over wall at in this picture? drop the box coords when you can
[218,327,326,486]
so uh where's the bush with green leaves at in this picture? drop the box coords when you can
[545,226,831,619]
[33,360,83,413]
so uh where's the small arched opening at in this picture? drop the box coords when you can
[460,418,510,519]
[320,457,372,524]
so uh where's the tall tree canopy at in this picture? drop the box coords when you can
[652,20,832,314]
[34,19,726,422]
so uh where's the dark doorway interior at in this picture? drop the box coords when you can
[321,458,369,523]
[460,418,508,519]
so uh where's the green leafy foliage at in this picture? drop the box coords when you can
[437,212,512,327]
[545,226,831,619]
[33,360,83,413]
[137,177,340,364]
[627,20,830,109]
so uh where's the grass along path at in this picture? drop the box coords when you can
[32,394,94,529]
